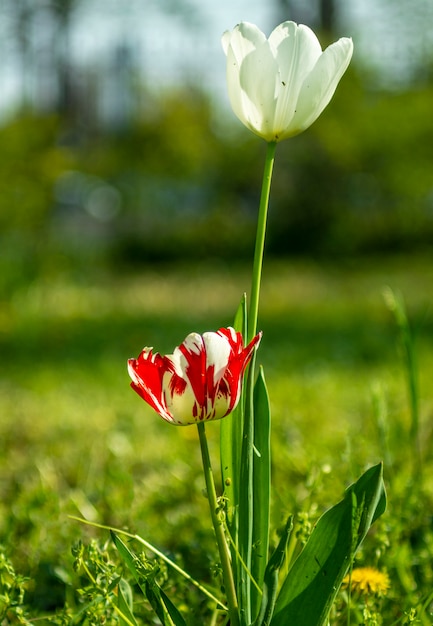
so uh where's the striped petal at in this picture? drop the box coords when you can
[127,349,175,423]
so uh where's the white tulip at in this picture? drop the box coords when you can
[222,21,353,142]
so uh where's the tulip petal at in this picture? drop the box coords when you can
[271,22,322,136]
[170,332,207,409]
[223,22,266,63]
[127,350,174,423]
[225,23,274,138]
[288,37,354,137]
[238,40,280,139]
[203,330,236,384]
[163,367,199,425]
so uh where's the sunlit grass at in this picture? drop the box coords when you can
[1,253,433,619]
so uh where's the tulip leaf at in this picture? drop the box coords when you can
[251,366,271,620]
[221,294,247,527]
[270,463,386,626]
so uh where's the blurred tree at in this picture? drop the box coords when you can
[3,0,35,110]
[320,0,335,33]
[1,0,81,115]
[49,0,81,116]
[276,0,336,33]
[149,0,202,25]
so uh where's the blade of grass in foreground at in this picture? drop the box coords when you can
[70,517,227,611]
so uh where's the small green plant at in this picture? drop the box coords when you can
[0,547,32,625]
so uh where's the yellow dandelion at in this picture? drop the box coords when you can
[343,567,390,596]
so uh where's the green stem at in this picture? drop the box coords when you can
[238,141,276,624]
[248,141,277,342]
[197,422,240,626]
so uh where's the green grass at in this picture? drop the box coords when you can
[1,254,433,622]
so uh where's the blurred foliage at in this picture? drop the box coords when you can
[1,70,433,298]
[1,258,433,620]
[270,72,433,256]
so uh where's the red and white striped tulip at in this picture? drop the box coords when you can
[128,327,261,425]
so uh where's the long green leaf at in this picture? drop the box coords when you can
[251,366,271,621]
[221,293,247,530]
[238,355,255,626]
[271,463,386,626]
[221,294,248,625]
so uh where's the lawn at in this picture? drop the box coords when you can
[1,253,433,623]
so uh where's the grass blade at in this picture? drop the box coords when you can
[71,517,227,610]
[384,287,421,477]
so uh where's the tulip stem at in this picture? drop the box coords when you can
[197,422,240,626]
[239,140,276,621]
[248,140,276,342]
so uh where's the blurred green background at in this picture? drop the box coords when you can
[1,0,433,619]
[0,0,433,292]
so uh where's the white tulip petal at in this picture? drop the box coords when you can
[224,23,275,138]
[271,22,323,136]
[163,370,197,423]
[289,37,354,136]
[238,40,280,138]
[224,22,266,65]
[271,22,321,82]
[221,29,231,56]
[202,331,231,384]
[211,392,231,420]
[226,45,254,132]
